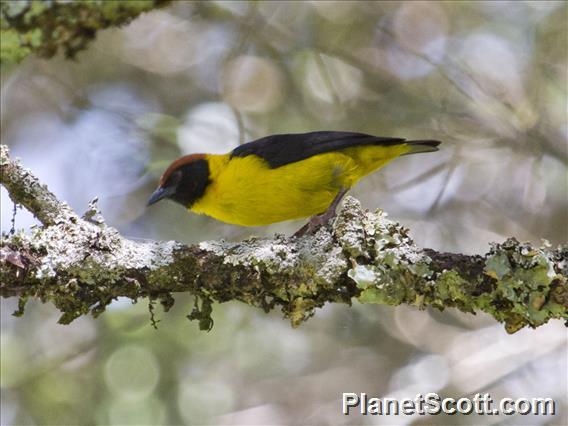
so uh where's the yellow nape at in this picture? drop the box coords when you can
[191,144,410,226]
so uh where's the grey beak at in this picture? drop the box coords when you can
[147,186,173,206]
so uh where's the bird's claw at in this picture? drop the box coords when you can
[293,213,335,238]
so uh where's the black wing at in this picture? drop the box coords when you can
[230,131,408,168]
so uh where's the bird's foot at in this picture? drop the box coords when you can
[293,187,348,238]
[293,211,336,238]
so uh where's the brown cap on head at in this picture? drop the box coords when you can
[159,153,207,187]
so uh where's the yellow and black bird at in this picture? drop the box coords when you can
[148,131,440,236]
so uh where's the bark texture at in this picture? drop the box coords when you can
[1,145,567,332]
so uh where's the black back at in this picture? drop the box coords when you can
[231,131,407,168]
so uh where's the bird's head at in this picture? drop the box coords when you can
[147,154,210,208]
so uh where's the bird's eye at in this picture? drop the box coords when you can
[169,170,182,186]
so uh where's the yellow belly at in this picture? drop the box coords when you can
[191,144,409,226]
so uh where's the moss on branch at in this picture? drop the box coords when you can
[1,144,567,332]
[1,0,170,63]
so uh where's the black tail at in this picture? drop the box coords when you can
[403,140,441,155]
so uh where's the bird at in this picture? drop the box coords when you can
[147,131,440,236]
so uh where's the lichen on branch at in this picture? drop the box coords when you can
[1,144,566,333]
[1,0,171,63]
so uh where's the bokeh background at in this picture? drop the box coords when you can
[1,1,566,425]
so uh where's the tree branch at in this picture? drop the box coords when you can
[1,145,566,333]
[1,0,171,63]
